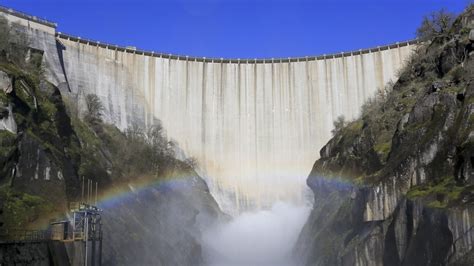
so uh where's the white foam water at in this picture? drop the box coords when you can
[202,201,311,266]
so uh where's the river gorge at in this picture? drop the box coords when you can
[1,3,473,266]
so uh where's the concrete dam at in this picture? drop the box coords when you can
[2,7,417,213]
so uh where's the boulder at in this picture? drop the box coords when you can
[0,104,17,134]
[0,71,12,94]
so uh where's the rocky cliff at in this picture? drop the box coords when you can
[296,7,474,266]
[0,32,223,265]
[100,168,223,266]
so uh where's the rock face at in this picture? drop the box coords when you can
[0,71,12,93]
[0,242,50,266]
[0,55,223,264]
[0,67,81,210]
[296,176,474,265]
[295,7,474,265]
[0,71,16,133]
[101,169,224,266]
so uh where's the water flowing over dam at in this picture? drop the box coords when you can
[3,7,416,213]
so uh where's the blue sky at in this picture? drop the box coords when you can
[1,0,468,58]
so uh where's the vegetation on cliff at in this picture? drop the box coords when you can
[297,6,474,266]
[0,17,197,232]
[318,6,473,208]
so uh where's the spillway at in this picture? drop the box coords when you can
[2,7,417,213]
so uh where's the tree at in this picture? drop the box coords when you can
[331,115,346,136]
[416,9,455,41]
[146,122,167,152]
[184,157,198,169]
[84,94,104,126]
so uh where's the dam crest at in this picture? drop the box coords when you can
[1,6,418,213]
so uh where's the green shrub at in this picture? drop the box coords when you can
[407,176,467,208]
[374,141,391,156]
[0,187,53,229]
[0,130,16,158]
[331,115,346,136]
[0,90,8,105]
[449,66,465,84]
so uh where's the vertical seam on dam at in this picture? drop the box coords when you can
[254,62,258,180]
[306,59,312,150]
[201,62,207,163]
[185,58,189,113]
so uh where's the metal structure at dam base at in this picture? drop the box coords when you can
[0,6,418,213]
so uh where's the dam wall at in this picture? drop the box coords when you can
[0,6,68,88]
[56,36,416,212]
[1,7,417,213]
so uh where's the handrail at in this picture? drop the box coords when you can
[56,32,420,64]
[69,201,101,212]
[0,5,57,28]
[0,229,51,242]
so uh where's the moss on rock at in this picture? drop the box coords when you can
[0,187,54,229]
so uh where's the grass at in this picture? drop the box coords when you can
[0,90,8,104]
[407,175,467,208]
[374,140,392,158]
[0,63,24,79]
[338,120,363,147]
[71,116,101,148]
[0,130,16,157]
[39,99,57,119]
[444,86,464,94]
[467,95,474,105]
[347,120,363,132]
[25,129,61,154]
[0,187,54,229]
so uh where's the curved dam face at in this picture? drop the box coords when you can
[3,7,416,213]
[58,38,415,212]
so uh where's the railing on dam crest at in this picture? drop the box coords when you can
[0,5,57,28]
[56,32,420,64]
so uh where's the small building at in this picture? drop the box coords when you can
[50,220,71,241]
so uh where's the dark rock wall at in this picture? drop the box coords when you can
[296,175,474,265]
[0,242,50,266]
[101,171,223,266]
[295,6,474,266]
[0,50,224,265]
